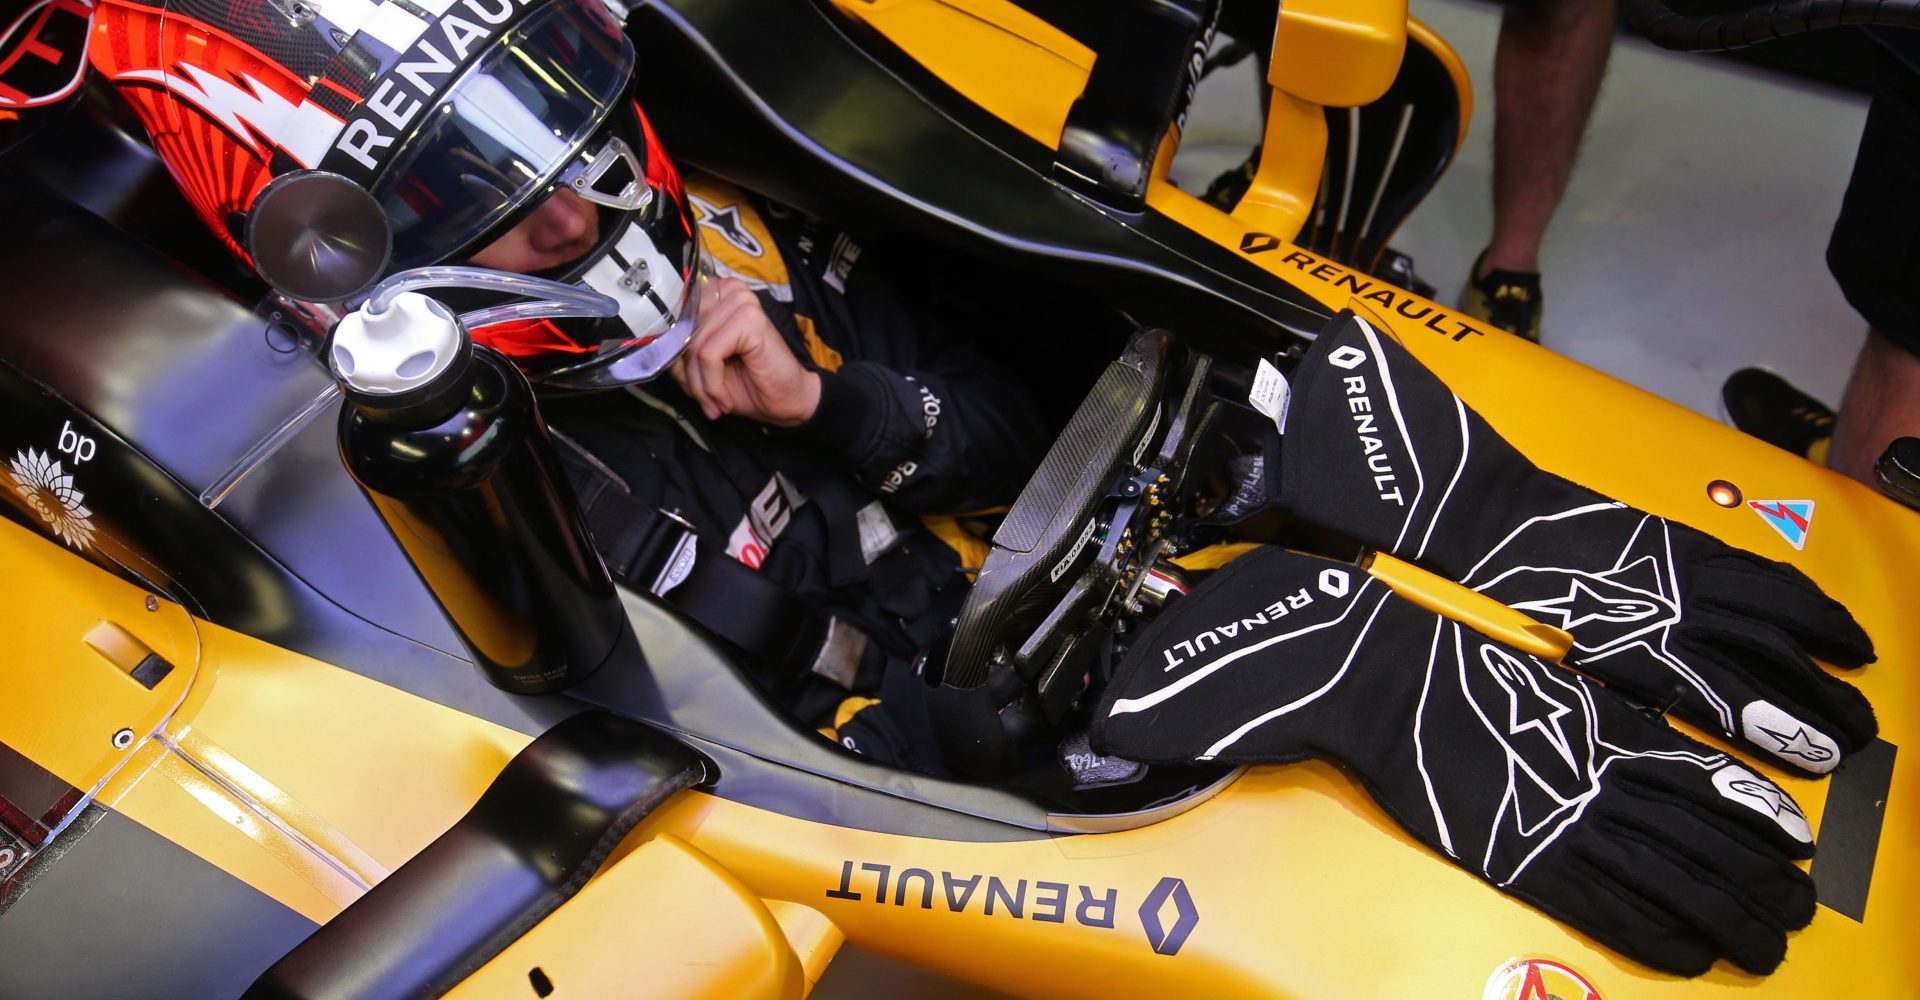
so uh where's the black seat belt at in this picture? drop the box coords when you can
[559,445,870,689]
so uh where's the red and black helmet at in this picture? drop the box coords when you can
[0,0,95,152]
[90,0,702,385]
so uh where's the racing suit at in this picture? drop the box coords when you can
[543,175,1048,771]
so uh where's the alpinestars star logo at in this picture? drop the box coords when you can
[1510,577,1660,631]
[1757,724,1836,764]
[8,446,94,550]
[688,193,765,257]
[1711,764,1813,843]
[1483,646,1576,771]
[1725,777,1802,819]
[1740,701,1842,774]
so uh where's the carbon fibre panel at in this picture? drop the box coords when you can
[943,329,1171,688]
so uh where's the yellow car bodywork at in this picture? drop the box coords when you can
[1,1,1912,997]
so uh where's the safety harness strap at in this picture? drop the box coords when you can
[561,447,867,688]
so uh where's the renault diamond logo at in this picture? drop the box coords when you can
[1138,876,1199,955]
[1239,232,1280,255]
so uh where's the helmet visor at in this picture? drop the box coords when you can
[373,0,634,270]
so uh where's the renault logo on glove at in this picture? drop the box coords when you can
[1327,345,1369,370]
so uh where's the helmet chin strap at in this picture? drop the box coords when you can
[577,217,688,346]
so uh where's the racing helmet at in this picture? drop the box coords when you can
[90,0,702,386]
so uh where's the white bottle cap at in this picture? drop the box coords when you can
[331,291,464,396]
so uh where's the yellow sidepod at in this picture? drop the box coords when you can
[0,517,529,922]
[4,519,841,993]
[446,834,839,1000]
[6,450,1915,999]
[630,728,1911,999]
[0,518,197,810]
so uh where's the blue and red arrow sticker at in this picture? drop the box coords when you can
[1748,499,1815,550]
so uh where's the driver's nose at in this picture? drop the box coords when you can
[526,190,596,252]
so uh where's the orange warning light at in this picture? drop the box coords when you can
[1707,480,1743,507]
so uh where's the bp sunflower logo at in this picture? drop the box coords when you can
[8,447,95,551]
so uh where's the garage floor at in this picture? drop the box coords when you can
[1172,0,1874,419]
[814,3,1872,994]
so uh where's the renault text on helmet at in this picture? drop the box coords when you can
[90,0,703,385]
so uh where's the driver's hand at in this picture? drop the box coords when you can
[670,278,821,427]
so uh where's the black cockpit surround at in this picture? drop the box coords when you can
[629,0,1334,356]
[1050,0,1219,211]
[0,177,1224,844]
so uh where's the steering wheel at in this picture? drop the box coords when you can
[928,327,1224,779]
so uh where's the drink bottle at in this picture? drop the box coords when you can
[334,291,628,693]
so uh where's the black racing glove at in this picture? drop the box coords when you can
[1274,311,1877,775]
[1092,547,1818,976]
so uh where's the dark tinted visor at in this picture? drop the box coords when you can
[374,0,634,269]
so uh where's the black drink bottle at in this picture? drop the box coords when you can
[333,292,628,693]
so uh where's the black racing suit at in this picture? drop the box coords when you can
[544,175,1047,770]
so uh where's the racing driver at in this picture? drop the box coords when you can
[90,0,1048,772]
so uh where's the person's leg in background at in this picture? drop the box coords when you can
[1462,0,1617,342]
[1830,331,1920,483]
[1724,43,1920,488]
[1824,44,1920,486]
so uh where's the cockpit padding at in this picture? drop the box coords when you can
[1051,0,1217,210]
[244,711,707,1000]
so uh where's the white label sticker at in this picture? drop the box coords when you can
[1132,402,1164,468]
[1049,518,1099,583]
[1249,359,1291,431]
[725,519,767,570]
[855,500,901,564]
[747,473,806,542]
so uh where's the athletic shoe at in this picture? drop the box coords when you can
[1720,368,1835,465]
[1460,252,1543,343]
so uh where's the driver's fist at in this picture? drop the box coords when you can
[670,277,821,427]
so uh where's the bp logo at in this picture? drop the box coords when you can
[1483,957,1605,1000]
[9,445,95,551]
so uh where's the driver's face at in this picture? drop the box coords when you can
[467,188,601,274]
